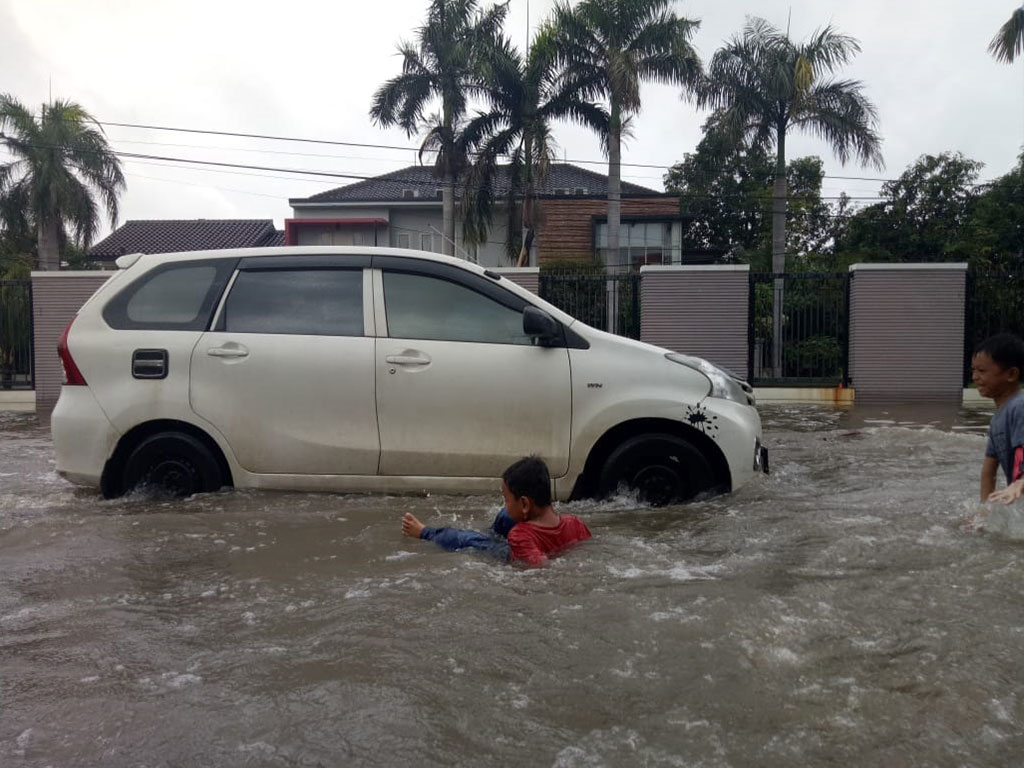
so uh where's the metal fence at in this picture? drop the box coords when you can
[539,271,641,339]
[964,271,1024,384]
[0,280,34,390]
[748,273,850,386]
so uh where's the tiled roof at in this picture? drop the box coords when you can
[293,163,660,204]
[87,219,283,258]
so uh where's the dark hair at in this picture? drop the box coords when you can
[502,455,552,507]
[975,333,1024,372]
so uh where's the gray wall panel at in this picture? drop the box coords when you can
[849,266,965,402]
[32,274,111,416]
[640,267,749,375]
[493,268,540,295]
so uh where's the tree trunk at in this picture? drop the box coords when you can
[606,105,623,333]
[516,138,534,267]
[771,129,788,377]
[607,104,622,271]
[37,218,61,271]
[442,172,455,256]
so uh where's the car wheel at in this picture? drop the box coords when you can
[122,432,222,498]
[598,433,715,506]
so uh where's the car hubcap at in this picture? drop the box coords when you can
[632,465,684,506]
[147,458,195,497]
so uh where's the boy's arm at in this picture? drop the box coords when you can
[988,444,1024,504]
[981,456,999,502]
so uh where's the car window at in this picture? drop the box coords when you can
[382,271,530,345]
[103,260,235,331]
[222,268,363,336]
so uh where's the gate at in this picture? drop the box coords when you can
[964,271,1024,384]
[748,273,849,386]
[0,280,34,390]
[539,271,641,339]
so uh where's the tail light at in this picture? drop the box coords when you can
[58,317,87,386]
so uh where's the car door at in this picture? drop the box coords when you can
[373,259,571,478]
[189,255,380,475]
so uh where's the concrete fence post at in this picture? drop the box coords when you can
[848,263,967,402]
[31,271,112,418]
[639,265,750,376]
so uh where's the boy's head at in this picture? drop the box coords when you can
[972,333,1024,400]
[501,456,552,522]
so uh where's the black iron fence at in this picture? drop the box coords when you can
[964,271,1024,384]
[0,280,33,390]
[539,271,641,339]
[748,273,850,386]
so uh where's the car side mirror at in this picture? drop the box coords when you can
[523,306,560,344]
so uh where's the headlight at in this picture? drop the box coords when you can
[666,353,747,404]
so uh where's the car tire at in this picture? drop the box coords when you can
[598,433,715,506]
[122,432,223,498]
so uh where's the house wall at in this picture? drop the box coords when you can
[31,272,112,417]
[535,196,680,263]
[849,263,967,402]
[291,206,390,220]
[639,265,749,375]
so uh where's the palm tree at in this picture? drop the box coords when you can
[461,25,609,265]
[549,0,701,270]
[370,0,506,257]
[989,5,1024,62]
[0,95,125,271]
[703,17,882,376]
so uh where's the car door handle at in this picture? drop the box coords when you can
[385,353,430,366]
[207,346,249,358]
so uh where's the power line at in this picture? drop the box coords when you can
[44,113,906,183]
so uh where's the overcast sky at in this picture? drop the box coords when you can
[2,0,1022,240]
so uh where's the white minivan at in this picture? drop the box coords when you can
[52,247,767,504]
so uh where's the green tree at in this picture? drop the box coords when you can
[665,130,832,269]
[970,152,1024,271]
[836,152,982,264]
[664,123,773,260]
[461,25,609,264]
[370,0,506,257]
[989,5,1024,62]
[0,95,125,270]
[702,17,882,374]
[549,0,701,269]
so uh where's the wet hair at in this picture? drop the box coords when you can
[975,333,1024,373]
[502,455,552,507]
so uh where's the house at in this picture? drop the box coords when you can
[87,219,284,266]
[287,164,689,269]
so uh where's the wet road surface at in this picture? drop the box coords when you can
[1,405,1022,767]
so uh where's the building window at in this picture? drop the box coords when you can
[396,232,411,249]
[595,220,682,269]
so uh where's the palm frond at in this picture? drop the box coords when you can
[989,6,1024,63]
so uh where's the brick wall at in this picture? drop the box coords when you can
[535,196,679,263]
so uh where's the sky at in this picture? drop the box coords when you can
[2,0,1023,241]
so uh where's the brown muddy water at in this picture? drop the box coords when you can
[1,405,1022,767]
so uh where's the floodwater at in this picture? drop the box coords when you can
[1,404,1022,767]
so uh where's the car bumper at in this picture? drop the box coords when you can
[754,438,769,474]
[51,386,120,489]
[701,398,765,491]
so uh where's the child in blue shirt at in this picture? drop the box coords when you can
[972,333,1024,505]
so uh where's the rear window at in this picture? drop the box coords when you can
[220,269,364,336]
[103,259,236,331]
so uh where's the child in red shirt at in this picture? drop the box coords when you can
[402,456,591,567]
